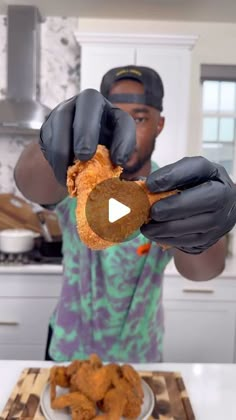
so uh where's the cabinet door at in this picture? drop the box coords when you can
[0,298,57,346]
[163,300,235,363]
[0,345,45,360]
[136,47,191,167]
[80,46,135,91]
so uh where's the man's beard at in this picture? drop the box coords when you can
[122,137,156,176]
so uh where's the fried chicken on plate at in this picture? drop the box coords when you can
[49,353,146,420]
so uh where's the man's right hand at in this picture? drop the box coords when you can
[39,89,136,185]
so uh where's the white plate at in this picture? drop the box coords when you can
[40,379,154,420]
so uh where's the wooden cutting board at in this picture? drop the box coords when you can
[0,368,195,420]
[0,194,61,237]
[0,194,41,232]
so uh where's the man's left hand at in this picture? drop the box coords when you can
[141,157,236,254]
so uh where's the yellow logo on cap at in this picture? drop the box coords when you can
[116,68,142,77]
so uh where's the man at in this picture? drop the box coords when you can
[14,65,236,363]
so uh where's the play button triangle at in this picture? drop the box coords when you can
[108,198,131,223]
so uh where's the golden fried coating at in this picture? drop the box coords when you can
[50,366,70,388]
[99,368,143,419]
[100,387,127,420]
[67,145,121,250]
[115,377,143,419]
[89,353,103,369]
[49,354,146,420]
[71,408,94,420]
[67,145,176,250]
[75,363,119,402]
[67,360,83,377]
[51,391,96,419]
[50,366,71,403]
[69,374,79,393]
[121,364,144,400]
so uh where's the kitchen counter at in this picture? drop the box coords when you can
[0,263,63,274]
[0,360,235,419]
[0,255,236,277]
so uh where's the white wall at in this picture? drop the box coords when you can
[77,18,236,156]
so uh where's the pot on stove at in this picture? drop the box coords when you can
[0,229,40,253]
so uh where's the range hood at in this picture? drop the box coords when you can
[0,5,51,135]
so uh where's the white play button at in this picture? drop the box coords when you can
[86,178,151,243]
[108,198,131,223]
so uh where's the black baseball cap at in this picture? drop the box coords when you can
[100,65,164,112]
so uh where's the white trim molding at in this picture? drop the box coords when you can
[74,32,198,50]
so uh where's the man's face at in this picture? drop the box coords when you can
[109,79,164,176]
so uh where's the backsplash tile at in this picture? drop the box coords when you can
[0,15,80,197]
[0,136,33,196]
[41,17,80,108]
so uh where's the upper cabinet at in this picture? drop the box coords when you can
[75,32,197,168]
[79,44,136,91]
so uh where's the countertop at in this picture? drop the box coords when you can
[0,263,63,274]
[0,255,236,277]
[0,360,235,419]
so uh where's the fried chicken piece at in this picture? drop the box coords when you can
[50,366,71,403]
[98,363,143,419]
[50,366,71,388]
[89,353,103,369]
[99,375,142,420]
[67,145,176,250]
[66,355,103,392]
[75,363,119,402]
[67,360,83,377]
[121,364,144,400]
[114,377,143,419]
[67,145,121,250]
[51,391,96,420]
[71,407,95,420]
[99,387,127,420]
[69,374,79,392]
[67,360,90,392]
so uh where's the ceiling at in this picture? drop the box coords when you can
[0,0,236,23]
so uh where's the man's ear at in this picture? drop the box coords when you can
[157,116,165,136]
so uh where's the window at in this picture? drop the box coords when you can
[201,65,236,177]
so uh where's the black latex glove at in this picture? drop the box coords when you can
[141,157,236,254]
[39,89,136,185]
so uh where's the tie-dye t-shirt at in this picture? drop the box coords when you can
[49,163,173,363]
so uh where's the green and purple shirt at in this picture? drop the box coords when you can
[49,163,173,362]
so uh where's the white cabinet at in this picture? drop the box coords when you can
[80,45,135,91]
[162,268,236,363]
[76,32,197,167]
[136,47,191,166]
[1,264,236,363]
[163,300,235,363]
[0,298,57,346]
[0,269,62,360]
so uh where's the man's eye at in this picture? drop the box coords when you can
[134,117,147,124]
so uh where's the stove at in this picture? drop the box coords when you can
[0,250,62,265]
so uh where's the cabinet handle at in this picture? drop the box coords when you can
[0,321,20,326]
[182,288,214,294]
